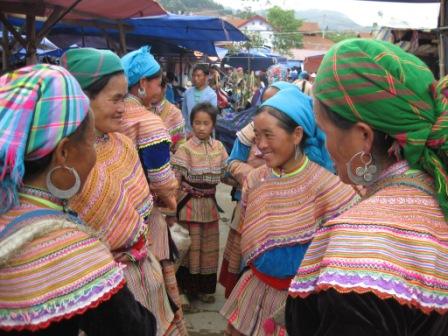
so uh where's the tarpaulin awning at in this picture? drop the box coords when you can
[126,15,248,43]
[6,14,247,56]
[222,52,281,71]
[3,0,166,19]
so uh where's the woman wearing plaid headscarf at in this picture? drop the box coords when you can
[287,39,448,335]
[0,64,156,335]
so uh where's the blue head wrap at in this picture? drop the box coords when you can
[121,46,161,87]
[270,81,298,91]
[260,88,334,171]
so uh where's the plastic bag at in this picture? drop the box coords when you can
[169,222,191,270]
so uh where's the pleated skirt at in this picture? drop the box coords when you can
[124,250,175,336]
[220,269,287,336]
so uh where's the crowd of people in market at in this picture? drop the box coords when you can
[1,37,448,336]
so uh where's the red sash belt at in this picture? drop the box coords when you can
[250,264,293,290]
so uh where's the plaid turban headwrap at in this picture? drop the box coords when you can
[0,64,90,214]
[60,47,124,89]
[314,38,448,218]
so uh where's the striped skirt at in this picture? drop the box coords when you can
[124,250,175,336]
[148,207,170,261]
[219,228,242,298]
[177,220,219,294]
[220,269,288,336]
[161,260,188,336]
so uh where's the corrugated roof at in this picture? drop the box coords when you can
[224,15,272,29]
[289,48,326,61]
[299,21,320,33]
[302,35,335,50]
[223,16,247,28]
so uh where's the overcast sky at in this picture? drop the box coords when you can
[214,0,440,28]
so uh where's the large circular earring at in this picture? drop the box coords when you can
[346,151,378,186]
[138,87,147,98]
[46,165,81,200]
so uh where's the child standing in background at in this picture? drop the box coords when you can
[171,102,228,305]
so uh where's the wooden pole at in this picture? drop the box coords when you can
[0,13,26,48]
[118,21,127,56]
[2,19,10,71]
[180,52,183,87]
[25,14,37,65]
[440,0,448,78]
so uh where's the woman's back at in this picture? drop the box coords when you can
[0,197,126,333]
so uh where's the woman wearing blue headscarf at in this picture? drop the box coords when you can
[121,46,187,335]
[220,88,359,336]
[219,81,300,298]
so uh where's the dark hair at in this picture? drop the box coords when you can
[190,102,218,126]
[166,71,176,82]
[193,64,209,76]
[23,113,91,179]
[160,75,167,89]
[84,70,124,99]
[128,69,162,90]
[145,68,163,81]
[319,101,398,158]
[256,106,308,150]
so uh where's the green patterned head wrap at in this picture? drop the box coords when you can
[314,38,448,217]
[61,48,124,89]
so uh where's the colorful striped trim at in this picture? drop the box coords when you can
[289,164,448,314]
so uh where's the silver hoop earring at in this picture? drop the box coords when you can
[346,151,378,185]
[138,87,147,98]
[46,165,81,200]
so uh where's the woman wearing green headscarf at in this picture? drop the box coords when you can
[286,39,448,335]
[61,48,182,336]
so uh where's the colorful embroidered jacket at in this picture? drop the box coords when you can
[121,94,177,203]
[70,132,153,253]
[240,159,358,288]
[0,199,125,332]
[151,99,186,152]
[171,136,228,223]
[287,161,448,335]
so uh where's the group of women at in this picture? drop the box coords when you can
[0,46,187,335]
[0,37,448,336]
[218,38,448,336]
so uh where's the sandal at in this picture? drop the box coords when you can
[180,294,200,313]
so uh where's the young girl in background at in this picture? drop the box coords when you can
[171,102,228,305]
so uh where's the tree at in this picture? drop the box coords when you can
[227,30,265,55]
[159,0,228,14]
[326,31,357,43]
[235,7,256,19]
[267,6,303,55]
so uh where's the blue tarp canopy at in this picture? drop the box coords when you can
[222,48,287,71]
[126,15,247,43]
[6,14,247,56]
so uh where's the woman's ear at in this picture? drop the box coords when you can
[51,137,70,167]
[353,122,375,154]
[293,126,304,146]
[139,77,146,89]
